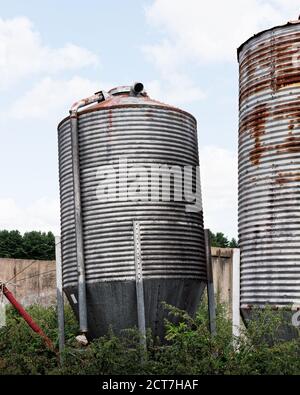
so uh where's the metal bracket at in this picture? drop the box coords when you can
[133,220,146,348]
[232,248,241,340]
[204,229,217,336]
[55,236,65,365]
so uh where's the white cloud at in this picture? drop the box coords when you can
[7,76,111,121]
[200,146,238,238]
[0,17,99,90]
[0,197,60,234]
[143,0,298,107]
[146,75,205,107]
[145,0,300,64]
[143,0,299,236]
[143,39,205,107]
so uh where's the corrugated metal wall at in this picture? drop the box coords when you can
[58,93,206,288]
[238,21,300,308]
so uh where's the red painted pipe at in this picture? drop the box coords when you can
[2,284,57,354]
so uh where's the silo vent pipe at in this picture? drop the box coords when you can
[131,82,144,95]
[69,90,110,334]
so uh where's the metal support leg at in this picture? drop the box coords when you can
[232,248,241,340]
[71,116,88,334]
[204,229,216,336]
[55,236,65,365]
[133,221,146,350]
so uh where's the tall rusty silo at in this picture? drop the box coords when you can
[57,83,206,339]
[238,20,300,336]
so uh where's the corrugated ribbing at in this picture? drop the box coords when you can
[239,24,300,307]
[58,105,206,287]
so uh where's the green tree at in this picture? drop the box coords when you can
[229,238,238,248]
[0,230,55,260]
[22,231,55,260]
[209,231,229,248]
[0,230,25,259]
[209,231,239,248]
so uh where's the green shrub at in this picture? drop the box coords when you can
[0,305,77,374]
[0,301,299,375]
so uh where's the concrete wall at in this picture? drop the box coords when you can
[0,249,234,310]
[211,248,233,316]
[0,259,56,306]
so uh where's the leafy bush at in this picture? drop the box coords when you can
[0,301,299,375]
[0,305,77,374]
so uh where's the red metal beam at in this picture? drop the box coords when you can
[2,284,57,354]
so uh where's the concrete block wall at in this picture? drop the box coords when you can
[0,249,234,310]
[211,248,233,317]
[0,259,56,307]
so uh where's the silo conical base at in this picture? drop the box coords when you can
[65,279,206,340]
[241,307,300,342]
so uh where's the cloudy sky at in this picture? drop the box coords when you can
[0,0,299,238]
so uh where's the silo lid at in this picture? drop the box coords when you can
[57,84,197,129]
[77,85,196,122]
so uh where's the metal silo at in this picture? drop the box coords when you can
[238,20,300,336]
[58,83,206,339]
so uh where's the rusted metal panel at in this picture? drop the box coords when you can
[57,86,206,338]
[238,21,300,309]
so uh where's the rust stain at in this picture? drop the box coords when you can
[58,87,198,129]
[249,103,269,166]
[75,92,196,124]
[288,123,296,137]
[240,94,300,163]
[288,122,295,133]
[275,171,300,185]
[273,72,300,91]
[239,33,300,102]
[276,137,300,153]
[240,35,300,66]
[240,103,269,134]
